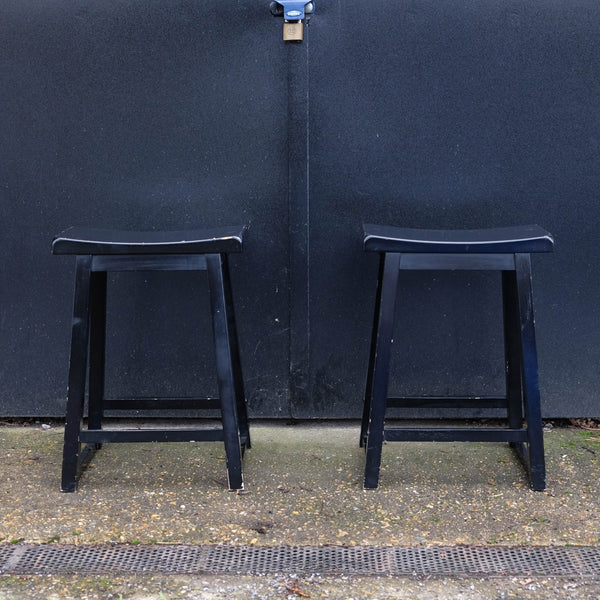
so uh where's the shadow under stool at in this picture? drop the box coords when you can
[52,226,250,492]
[360,224,554,491]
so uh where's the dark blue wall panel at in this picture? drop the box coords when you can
[1,0,291,416]
[305,0,600,417]
[1,0,599,417]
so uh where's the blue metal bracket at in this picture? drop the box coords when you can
[271,0,314,22]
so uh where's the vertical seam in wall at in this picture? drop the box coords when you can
[305,30,311,412]
[287,31,311,419]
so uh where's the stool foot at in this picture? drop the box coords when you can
[363,459,382,490]
[511,441,545,491]
[529,466,546,492]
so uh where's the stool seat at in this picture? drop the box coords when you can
[52,226,245,255]
[363,224,554,254]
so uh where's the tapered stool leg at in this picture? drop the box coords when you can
[515,254,546,491]
[222,255,251,450]
[361,254,385,448]
[502,270,525,449]
[207,254,244,490]
[61,256,92,492]
[88,270,107,434]
[502,271,523,426]
[364,253,401,489]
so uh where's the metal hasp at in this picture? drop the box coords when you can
[270,0,314,41]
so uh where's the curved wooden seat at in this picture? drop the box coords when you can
[52,225,245,255]
[363,224,554,254]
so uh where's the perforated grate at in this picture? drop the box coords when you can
[0,546,14,563]
[1,544,599,577]
[391,546,597,577]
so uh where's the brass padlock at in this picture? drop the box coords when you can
[283,21,303,41]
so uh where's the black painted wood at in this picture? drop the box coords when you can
[55,230,250,491]
[61,256,93,492]
[383,428,528,443]
[206,252,246,489]
[91,255,208,272]
[514,253,545,490]
[79,429,226,444]
[398,254,515,271]
[361,226,552,490]
[102,398,221,411]
[52,226,245,255]
[363,224,554,254]
[385,397,506,409]
[363,252,401,490]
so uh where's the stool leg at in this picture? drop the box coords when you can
[364,253,401,489]
[503,268,532,479]
[502,270,524,431]
[515,254,546,491]
[222,254,251,450]
[88,270,107,435]
[207,254,244,490]
[61,255,92,492]
[360,254,385,448]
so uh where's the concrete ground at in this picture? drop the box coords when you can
[1,420,600,598]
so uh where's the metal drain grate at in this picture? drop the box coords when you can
[1,544,599,577]
[0,546,15,564]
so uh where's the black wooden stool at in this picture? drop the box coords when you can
[360,224,554,491]
[52,226,250,492]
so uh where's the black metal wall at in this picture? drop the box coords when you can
[304,0,600,418]
[2,0,599,418]
[1,0,291,417]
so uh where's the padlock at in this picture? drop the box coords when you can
[283,21,303,41]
